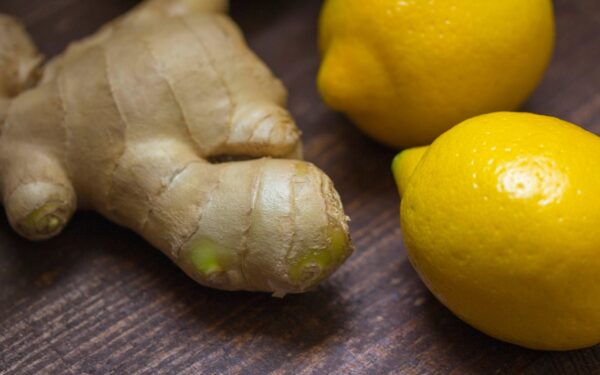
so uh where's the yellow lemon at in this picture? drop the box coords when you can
[392,112,600,350]
[318,0,555,148]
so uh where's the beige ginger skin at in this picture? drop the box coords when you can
[0,0,352,296]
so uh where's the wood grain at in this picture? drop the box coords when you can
[1,0,600,374]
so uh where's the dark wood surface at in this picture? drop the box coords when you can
[1,1,600,374]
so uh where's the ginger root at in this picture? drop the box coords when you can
[0,0,352,295]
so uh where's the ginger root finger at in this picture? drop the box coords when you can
[177,159,350,295]
[102,142,351,295]
[1,147,76,240]
[0,15,41,99]
[0,15,42,123]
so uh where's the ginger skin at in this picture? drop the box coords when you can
[0,15,41,122]
[0,0,352,295]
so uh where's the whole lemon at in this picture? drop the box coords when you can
[318,0,555,148]
[393,112,600,350]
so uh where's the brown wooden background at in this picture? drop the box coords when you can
[1,1,599,374]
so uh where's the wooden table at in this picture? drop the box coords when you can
[1,1,599,374]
